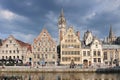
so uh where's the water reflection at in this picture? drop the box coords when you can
[0,72,120,80]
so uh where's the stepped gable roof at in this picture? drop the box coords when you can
[34,28,56,45]
[2,35,31,49]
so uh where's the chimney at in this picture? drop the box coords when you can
[76,31,80,40]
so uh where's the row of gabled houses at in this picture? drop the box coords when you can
[0,28,57,66]
[0,9,120,67]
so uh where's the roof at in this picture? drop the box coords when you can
[34,28,56,45]
[0,39,2,46]
[16,39,30,47]
[102,44,120,49]
[15,39,32,51]
[27,45,32,52]
[2,35,31,50]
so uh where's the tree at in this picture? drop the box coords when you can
[115,37,120,45]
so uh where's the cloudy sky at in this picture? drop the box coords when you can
[0,0,120,43]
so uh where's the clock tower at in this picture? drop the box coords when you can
[58,9,67,41]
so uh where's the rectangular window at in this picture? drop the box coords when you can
[9,50,11,53]
[104,52,107,60]
[37,54,40,59]
[22,56,24,60]
[13,44,16,46]
[94,58,96,62]
[6,50,8,53]
[62,45,64,48]
[10,40,12,43]
[38,48,40,51]
[62,51,64,55]
[17,56,19,59]
[98,58,101,62]
[13,50,15,53]
[45,54,47,59]
[70,51,76,55]
[2,50,4,53]
[53,54,55,59]
[74,40,76,42]
[53,48,55,51]
[34,54,36,58]
[62,57,65,62]
[83,51,86,56]
[6,56,8,59]
[17,50,19,53]
[65,40,67,42]
[93,51,96,56]
[98,51,101,56]
[49,48,51,51]
[6,44,8,48]
[42,54,44,58]
[65,57,67,61]
[87,51,90,56]
[65,51,68,55]
[13,56,15,59]
[45,48,47,52]
[2,56,4,59]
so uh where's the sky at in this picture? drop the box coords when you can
[0,0,120,44]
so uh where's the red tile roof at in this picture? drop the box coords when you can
[15,39,32,51]
[16,39,30,47]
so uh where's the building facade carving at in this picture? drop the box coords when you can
[0,35,30,64]
[58,9,119,67]
[60,27,81,65]
[32,28,57,66]
[0,10,120,67]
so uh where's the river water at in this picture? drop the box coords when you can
[0,72,120,80]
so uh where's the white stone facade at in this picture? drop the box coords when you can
[0,35,30,64]
[60,27,81,65]
[32,28,57,66]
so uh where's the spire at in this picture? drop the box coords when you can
[58,8,66,25]
[60,8,64,17]
[109,25,113,38]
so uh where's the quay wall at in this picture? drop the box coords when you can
[0,66,120,73]
[0,66,96,73]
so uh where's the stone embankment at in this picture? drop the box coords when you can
[0,66,96,73]
[0,66,120,73]
[96,68,120,73]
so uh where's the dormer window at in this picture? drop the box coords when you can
[96,42,98,48]
[96,44,98,48]
[10,40,12,43]
[43,32,46,36]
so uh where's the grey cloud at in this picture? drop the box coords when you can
[0,0,120,43]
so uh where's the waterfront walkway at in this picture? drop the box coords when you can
[0,66,120,73]
[0,66,96,73]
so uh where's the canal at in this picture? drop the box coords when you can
[0,72,120,80]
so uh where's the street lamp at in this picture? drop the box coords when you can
[110,52,113,67]
[115,49,119,66]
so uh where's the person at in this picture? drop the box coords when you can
[2,64,5,69]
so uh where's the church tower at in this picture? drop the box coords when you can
[58,9,67,42]
[109,25,114,38]
[107,25,116,44]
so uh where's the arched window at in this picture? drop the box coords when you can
[98,51,101,56]
[6,44,8,48]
